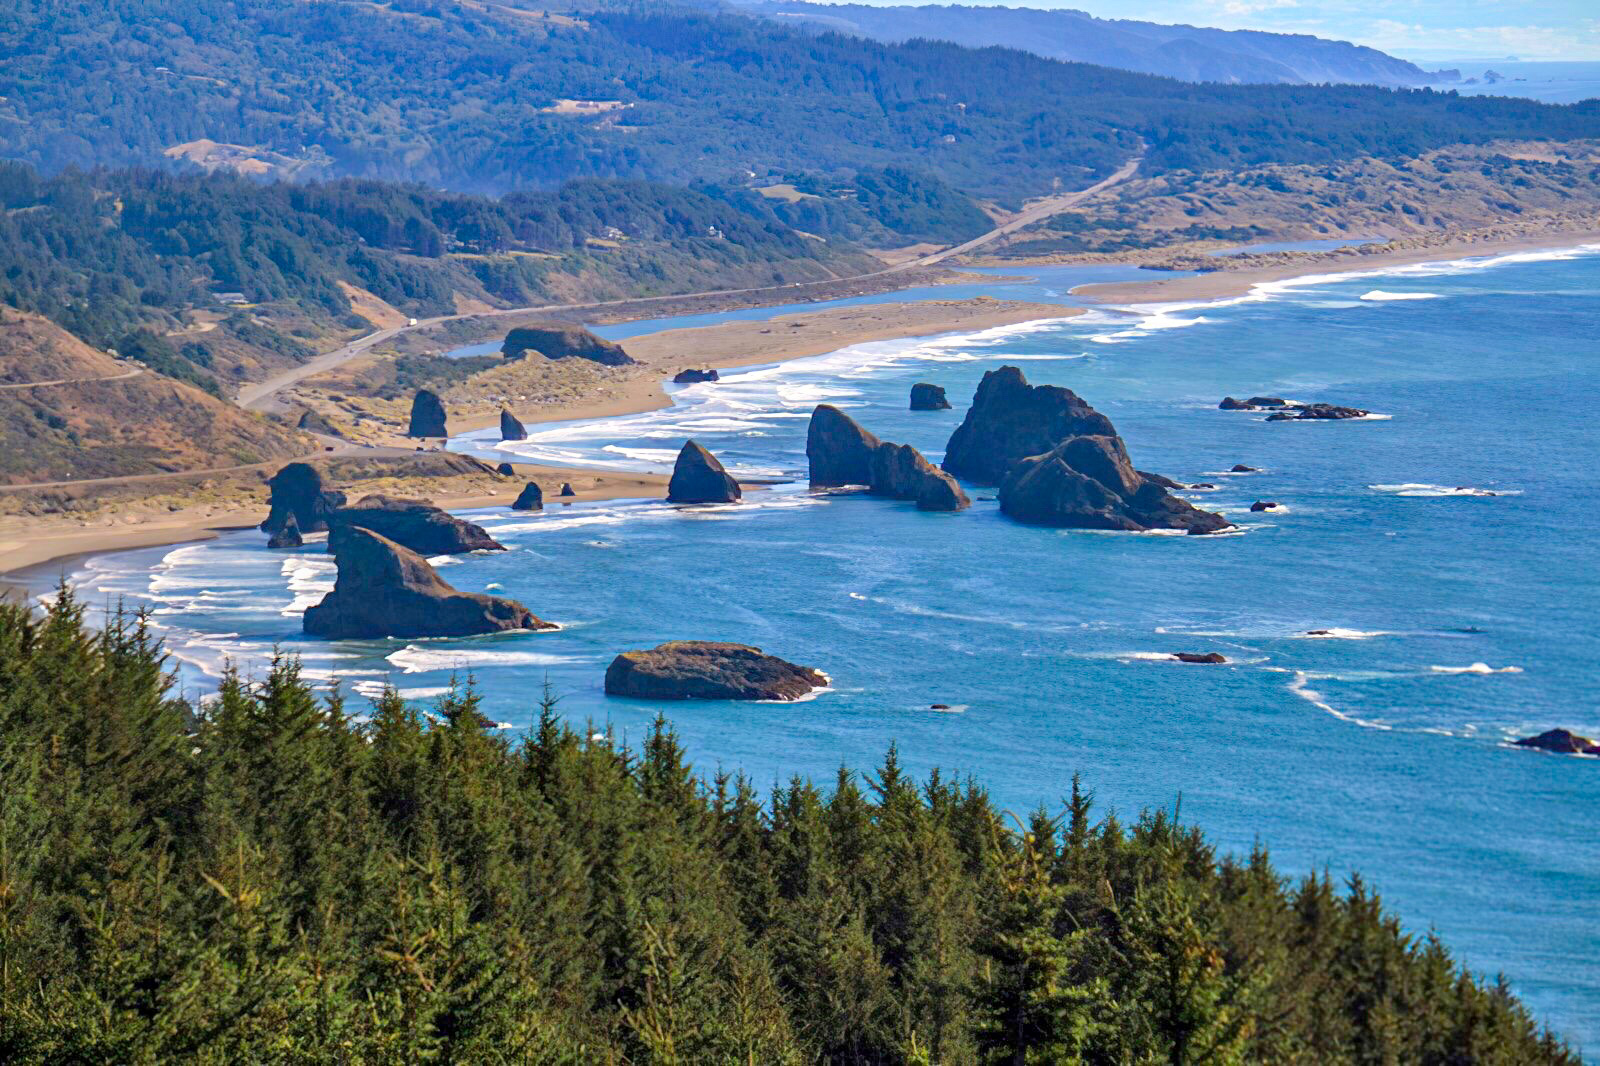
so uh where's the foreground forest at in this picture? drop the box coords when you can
[0,594,1575,1063]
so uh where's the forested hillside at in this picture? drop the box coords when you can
[2,0,1595,204]
[0,594,1577,1062]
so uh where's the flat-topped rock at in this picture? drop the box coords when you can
[512,482,544,511]
[267,513,304,549]
[500,408,527,441]
[1267,403,1370,421]
[501,324,634,366]
[1514,729,1600,756]
[329,494,503,555]
[1000,434,1229,534]
[1250,500,1280,512]
[673,367,719,383]
[943,366,1116,485]
[1220,396,1289,411]
[604,641,826,701]
[1231,464,1259,473]
[1176,652,1227,664]
[261,462,347,535]
[407,389,448,438]
[667,440,741,504]
[305,526,549,639]
[909,382,951,410]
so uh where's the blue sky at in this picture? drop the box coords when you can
[845,1,1600,61]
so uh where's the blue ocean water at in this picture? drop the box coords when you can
[57,245,1600,1050]
[1427,60,1600,104]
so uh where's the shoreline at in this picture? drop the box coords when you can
[1074,229,1600,305]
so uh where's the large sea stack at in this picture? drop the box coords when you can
[304,526,549,639]
[1000,434,1228,534]
[329,495,504,555]
[604,641,826,701]
[942,366,1115,485]
[667,440,741,504]
[909,383,952,410]
[500,408,527,441]
[408,389,448,438]
[806,406,969,512]
[261,462,346,535]
[501,324,635,366]
[512,482,544,511]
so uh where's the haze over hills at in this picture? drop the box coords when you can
[731,1,1451,86]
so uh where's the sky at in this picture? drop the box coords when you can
[841,1,1600,61]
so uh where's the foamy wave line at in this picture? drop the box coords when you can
[1360,290,1443,302]
[1429,663,1523,675]
[385,643,578,675]
[1369,483,1517,497]
[1289,672,1392,731]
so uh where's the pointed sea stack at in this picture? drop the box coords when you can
[909,382,951,410]
[500,408,527,441]
[805,406,969,512]
[512,482,544,511]
[667,440,741,504]
[1000,434,1228,534]
[304,526,550,639]
[943,366,1115,485]
[407,389,448,438]
[261,462,346,535]
[329,495,503,555]
[559,483,575,497]
[267,513,304,549]
[604,641,826,701]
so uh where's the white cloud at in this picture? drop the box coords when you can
[1212,0,1299,16]
[1358,17,1600,60]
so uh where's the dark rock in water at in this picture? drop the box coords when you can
[407,389,448,437]
[673,367,719,383]
[1190,483,1216,490]
[1270,403,1369,421]
[1231,464,1259,473]
[267,513,304,549]
[667,440,742,504]
[1514,729,1600,756]
[500,408,527,441]
[1219,396,1256,411]
[329,495,503,555]
[909,382,951,410]
[496,462,515,476]
[1176,652,1227,664]
[944,366,1116,485]
[304,526,549,639]
[807,403,882,486]
[297,408,342,437]
[559,482,576,497]
[805,406,969,511]
[1250,500,1279,512]
[930,703,951,710]
[1000,435,1229,535]
[1245,396,1288,408]
[512,482,544,511]
[501,324,634,366]
[604,641,825,701]
[261,462,346,535]
[1139,470,1185,490]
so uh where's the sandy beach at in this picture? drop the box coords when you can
[1076,228,1600,305]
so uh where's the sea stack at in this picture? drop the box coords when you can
[329,495,503,555]
[667,440,741,504]
[942,366,1116,485]
[304,526,550,639]
[910,383,952,410]
[500,408,527,441]
[1000,434,1229,534]
[805,406,969,512]
[408,389,448,438]
[604,641,826,701]
[512,482,544,511]
[267,513,304,549]
[261,462,347,535]
[496,462,515,476]
[673,367,719,383]
[1514,729,1600,755]
[559,483,575,497]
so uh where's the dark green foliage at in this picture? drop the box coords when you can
[113,330,224,397]
[0,593,1578,1062]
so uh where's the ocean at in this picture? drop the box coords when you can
[51,245,1600,1051]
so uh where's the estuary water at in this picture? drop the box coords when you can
[57,247,1600,1049]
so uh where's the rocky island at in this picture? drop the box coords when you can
[807,405,969,512]
[260,462,347,536]
[500,408,527,441]
[604,641,827,701]
[909,382,952,410]
[666,440,741,504]
[328,495,504,555]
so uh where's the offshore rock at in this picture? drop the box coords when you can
[512,482,544,511]
[559,483,575,497]
[501,324,634,366]
[407,389,448,437]
[330,495,503,555]
[304,526,548,639]
[909,382,951,410]
[1231,464,1259,473]
[496,462,516,476]
[1000,434,1229,534]
[604,641,826,701]
[807,403,881,486]
[266,513,304,549]
[500,408,527,441]
[261,462,346,535]
[1267,403,1370,421]
[667,440,741,504]
[1250,501,1280,512]
[1514,729,1600,756]
[869,442,970,512]
[1176,652,1227,664]
[673,367,719,383]
[943,366,1116,484]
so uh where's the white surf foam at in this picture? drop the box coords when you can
[385,644,578,674]
[1360,290,1443,301]
[1293,628,1390,640]
[1288,672,1392,730]
[1429,663,1524,675]
[1369,483,1518,497]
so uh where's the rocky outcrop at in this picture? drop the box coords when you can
[304,526,549,639]
[559,483,575,497]
[909,382,951,410]
[261,462,346,535]
[267,514,304,549]
[1514,729,1600,756]
[1176,652,1227,664]
[512,482,544,511]
[667,440,741,504]
[1250,500,1280,512]
[1267,403,1369,421]
[1231,464,1259,473]
[407,389,448,437]
[1219,395,1289,411]
[806,406,968,512]
[329,495,503,555]
[673,367,719,383]
[297,408,343,437]
[604,641,826,701]
[501,324,634,366]
[1000,434,1229,534]
[943,366,1115,485]
[495,462,515,476]
[500,408,527,441]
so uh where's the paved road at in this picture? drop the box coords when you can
[0,366,144,391]
[237,152,1144,413]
